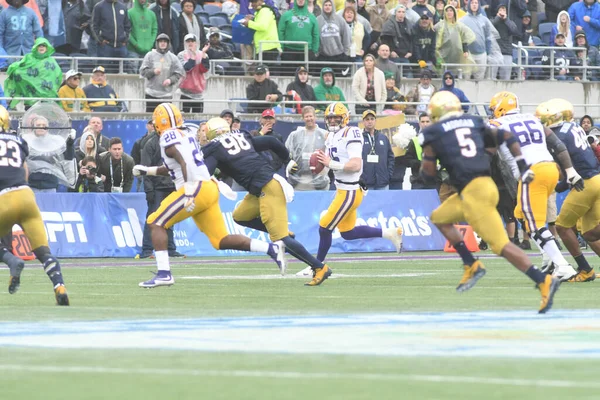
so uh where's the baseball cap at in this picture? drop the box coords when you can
[233,117,241,123]
[555,32,566,38]
[208,27,220,37]
[184,33,197,42]
[575,31,586,39]
[420,10,433,19]
[262,108,275,118]
[362,109,376,120]
[92,66,105,73]
[296,66,308,73]
[255,64,268,74]
[65,69,82,80]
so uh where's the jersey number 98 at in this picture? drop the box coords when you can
[219,134,251,155]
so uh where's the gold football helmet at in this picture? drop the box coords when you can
[536,98,574,128]
[324,102,349,133]
[205,117,231,141]
[489,91,519,119]
[0,106,10,132]
[153,103,183,135]
[427,91,462,122]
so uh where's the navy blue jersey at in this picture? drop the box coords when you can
[202,131,289,196]
[0,133,29,191]
[420,115,492,192]
[552,122,600,180]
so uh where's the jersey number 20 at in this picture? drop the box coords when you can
[0,140,21,167]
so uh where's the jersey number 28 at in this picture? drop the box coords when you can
[0,140,22,167]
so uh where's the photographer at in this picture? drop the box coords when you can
[97,137,134,193]
[74,156,104,193]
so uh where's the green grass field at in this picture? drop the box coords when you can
[1,252,599,400]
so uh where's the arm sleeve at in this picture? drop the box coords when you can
[252,135,291,161]
[127,10,139,50]
[91,4,101,41]
[346,141,363,159]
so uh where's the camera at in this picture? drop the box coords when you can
[84,165,98,175]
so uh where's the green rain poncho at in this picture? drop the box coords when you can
[5,38,63,109]
[434,5,476,76]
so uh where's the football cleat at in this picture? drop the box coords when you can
[139,271,174,288]
[54,284,70,306]
[567,269,596,283]
[295,266,313,277]
[7,256,25,294]
[456,260,486,292]
[304,265,332,286]
[552,264,577,282]
[270,240,287,275]
[385,227,403,253]
[537,275,560,314]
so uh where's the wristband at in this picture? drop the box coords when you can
[146,166,158,176]
[328,160,344,171]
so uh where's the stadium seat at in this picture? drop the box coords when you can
[531,36,544,46]
[197,12,210,26]
[171,2,181,12]
[537,11,546,25]
[202,4,222,15]
[538,22,554,46]
[54,53,71,73]
[219,25,233,39]
[209,14,229,27]
[194,4,203,13]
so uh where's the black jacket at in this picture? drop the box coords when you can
[153,4,180,55]
[411,25,436,63]
[285,66,317,109]
[73,173,105,192]
[246,79,283,114]
[493,15,520,55]
[91,0,131,46]
[64,0,91,51]
[380,18,412,58]
[141,133,175,192]
[360,130,394,187]
[97,151,135,192]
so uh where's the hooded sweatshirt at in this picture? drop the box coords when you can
[551,10,575,47]
[316,0,351,57]
[247,2,281,53]
[128,0,158,54]
[313,67,347,111]
[139,33,185,98]
[286,66,317,108]
[568,0,600,47]
[461,0,492,55]
[439,70,470,112]
[380,8,413,58]
[0,3,44,56]
[278,1,320,52]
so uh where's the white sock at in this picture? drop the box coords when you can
[155,250,170,272]
[250,239,270,254]
[382,227,398,240]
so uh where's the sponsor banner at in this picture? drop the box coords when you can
[34,190,445,257]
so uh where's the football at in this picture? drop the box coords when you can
[309,152,325,175]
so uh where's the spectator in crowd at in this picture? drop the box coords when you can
[375,44,402,85]
[245,64,283,113]
[542,32,577,80]
[75,116,111,150]
[285,65,317,110]
[439,70,470,112]
[343,6,369,61]
[58,70,91,112]
[569,0,600,47]
[435,5,475,77]
[257,108,286,174]
[446,0,466,19]
[360,109,394,190]
[380,5,413,66]
[517,10,535,45]
[83,66,126,112]
[240,0,281,67]
[91,0,131,69]
[542,0,576,27]
[411,10,436,71]
[573,32,598,80]
[357,0,369,21]
[278,0,320,74]
[232,117,241,131]
[551,10,574,47]
[412,0,435,18]
[220,109,235,127]
[492,3,518,80]
[433,0,445,23]
[131,120,153,166]
[73,155,104,192]
[206,27,243,76]
[308,0,322,17]
[5,38,62,110]
[178,33,210,114]
[316,0,351,75]
[397,0,420,25]
[337,0,373,35]
[383,72,406,114]
[461,0,493,80]
[313,66,347,111]
[285,105,329,190]
[581,115,595,134]
[97,137,134,193]
[75,126,105,165]
[352,53,386,114]
[127,0,158,60]
[152,0,180,54]
[138,125,182,258]
[367,0,391,46]
[405,69,436,115]
[140,33,185,113]
[404,112,437,189]
[0,0,44,58]
[178,0,206,53]
[490,0,526,30]
[64,0,91,53]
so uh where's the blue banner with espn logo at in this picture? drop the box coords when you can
[29,190,446,258]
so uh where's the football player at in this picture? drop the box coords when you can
[421,91,560,313]
[537,99,600,282]
[308,102,402,267]
[202,117,333,286]
[489,91,583,281]
[132,104,286,288]
[0,106,69,305]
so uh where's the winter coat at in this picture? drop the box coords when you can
[151,3,180,54]
[380,17,412,58]
[0,5,44,56]
[411,23,436,63]
[439,70,470,112]
[64,0,91,51]
[246,78,283,113]
[285,66,317,109]
[569,0,600,47]
[550,10,575,47]
[177,12,207,53]
[58,84,91,112]
[247,5,281,53]
[361,130,394,188]
[139,33,185,98]
[492,13,519,55]
[461,0,493,55]
[91,0,131,46]
[313,67,347,110]
[352,66,387,113]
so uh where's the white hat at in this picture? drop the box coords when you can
[65,70,82,80]
[184,33,197,42]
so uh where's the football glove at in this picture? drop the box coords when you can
[516,158,535,184]
[133,165,157,177]
[565,167,584,192]
[184,181,198,213]
[285,159,299,178]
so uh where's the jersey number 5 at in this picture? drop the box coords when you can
[219,134,251,155]
[0,140,22,167]
[455,128,476,158]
